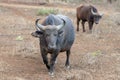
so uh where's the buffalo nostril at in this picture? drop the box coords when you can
[48,45,56,50]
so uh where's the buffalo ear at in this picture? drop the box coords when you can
[31,31,43,38]
[100,13,104,18]
[58,30,64,37]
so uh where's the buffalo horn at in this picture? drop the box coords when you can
[91,8,98,15]
[56,19,65,30]
[35,18,45,31]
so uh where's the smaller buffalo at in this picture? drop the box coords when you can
[31,14,75,76]
[76,5,103,32]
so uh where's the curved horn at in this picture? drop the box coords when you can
[91,8,98,15]
[35,18,45,31]
[56,19,66,30]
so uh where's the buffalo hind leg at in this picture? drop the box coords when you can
[77,18,80,31]
[82,21,86,32]
[65,50,70,69]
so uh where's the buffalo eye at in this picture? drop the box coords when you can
[58,30,64,37]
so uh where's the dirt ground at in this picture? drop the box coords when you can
[0,1,120,80]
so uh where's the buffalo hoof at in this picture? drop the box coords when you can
[55,59,57,64]
[48,72,54,77]
[65,65,70,70]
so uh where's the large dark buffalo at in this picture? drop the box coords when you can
[31,14,75,76]
[76,5,103,32]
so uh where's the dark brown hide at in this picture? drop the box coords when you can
[76,5,102,32]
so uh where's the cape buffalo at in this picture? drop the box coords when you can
[31,14,75,76]
[76,5,103,32]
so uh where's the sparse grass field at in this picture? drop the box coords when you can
[37,8,58,16]
[0,0,120,80]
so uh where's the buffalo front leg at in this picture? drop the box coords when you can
[81,21,86,32]
[49,51,59,76]
[88,21,94,32]
[41,49,50,70]
[65,50,71,69]
[77,18,80,31]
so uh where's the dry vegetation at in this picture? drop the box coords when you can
[0,0,120,80]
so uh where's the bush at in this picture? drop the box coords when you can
[37,8,58,16]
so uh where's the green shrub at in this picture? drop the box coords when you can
[37,8,58,16]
